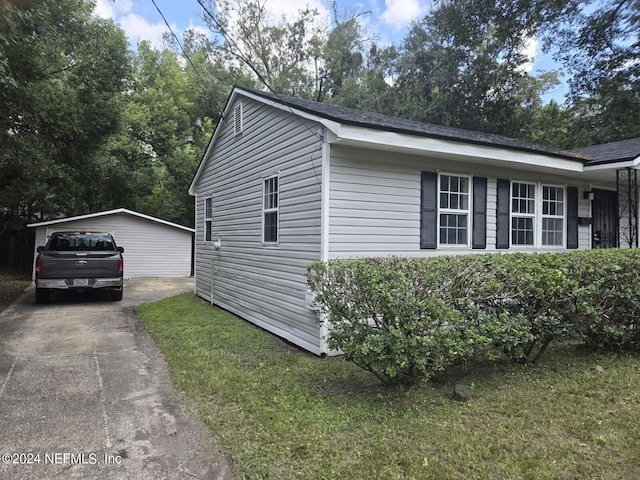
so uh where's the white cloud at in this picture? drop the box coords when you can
[519,36,539,73]
[94,0,171,49]
[93,0,133,20]
[381,0,425,29]
[119,13,171,48]
[265,0,330,22]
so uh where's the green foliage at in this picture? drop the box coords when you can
[556,0,640,144]
[0,269,31,304]
[571,249,640,351]
[307,257,490,385]
[307,250,640,385]
[0,2,228,230]
[0,0,129,219]
[139,294,640,480]
[390,0,574,137]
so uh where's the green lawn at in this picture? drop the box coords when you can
[0,269,32,305]
[137,294,640,480]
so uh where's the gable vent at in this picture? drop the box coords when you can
[234,103,243,136]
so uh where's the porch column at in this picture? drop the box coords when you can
[616,168,639,248]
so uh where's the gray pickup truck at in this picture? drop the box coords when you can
[35,231,125,304]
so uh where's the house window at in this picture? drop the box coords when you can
[234,103,243,136]
[511,182,536,245]
[263,175,278,243]
[542,185,564,246]
[204,196,213,242]
[439,174,470,245]
[510,182,565,247]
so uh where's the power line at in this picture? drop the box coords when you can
[149,0,217,108]
[195,0,325,146]
[194,0,277,94]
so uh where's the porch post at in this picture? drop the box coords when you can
[616,168,639,248]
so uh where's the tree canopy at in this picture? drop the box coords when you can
[0,0,638,250]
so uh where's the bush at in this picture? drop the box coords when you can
[468,253,579,363]
[307,250,640,385]
[306,257,490,385]
[571,249,640,351]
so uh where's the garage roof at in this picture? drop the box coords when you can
[27,208,195,233]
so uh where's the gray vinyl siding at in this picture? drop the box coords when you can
[328,145,595,258]
[32,215,193,278]
[194,97,323,354]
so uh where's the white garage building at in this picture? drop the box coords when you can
[28,208,194,278]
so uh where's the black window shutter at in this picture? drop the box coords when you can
[567,186,579,249]
[472,177,487,249]
[420,171,438,249]
[496,178,510,249]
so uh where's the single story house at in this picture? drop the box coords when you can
[28,208,194,278]
[189,85,640,355]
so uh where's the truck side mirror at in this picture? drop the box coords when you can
[117,246,124,253]
[37,246,45,253]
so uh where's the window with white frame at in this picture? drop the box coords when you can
[263,175,279,243]
[439,174,470,245]
[511,182,536,245]
[510,182,565,247]
[204,196,213,242]
[542,185,564,246]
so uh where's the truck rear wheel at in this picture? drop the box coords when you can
[111,288,123,301]
[35,288,50,304]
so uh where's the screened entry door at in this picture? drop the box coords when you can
[592,189,618,248]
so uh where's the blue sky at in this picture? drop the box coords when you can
[94,0,566,102]
[94,0,425,46]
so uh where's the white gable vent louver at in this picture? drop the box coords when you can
[234,103,243,136]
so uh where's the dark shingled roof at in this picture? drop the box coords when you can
[573,138,640,166]
[236,86,586,162]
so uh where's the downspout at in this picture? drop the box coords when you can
[211,236,221,306]
[210,256,214,306]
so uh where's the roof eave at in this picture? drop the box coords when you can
[27,208,195,233]
[334,125,586,173]
[584,155,640,171]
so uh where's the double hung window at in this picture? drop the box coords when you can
[263,175,279,243]
[439,174,470,246]
[511,182,536,245]
[542,186,564,246]
[510,182,565,247]
[204,197,213,242]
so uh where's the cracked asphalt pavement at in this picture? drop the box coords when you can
[0,278,234,479]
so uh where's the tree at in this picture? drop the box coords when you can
[391,0,575,136]
[314,4,370,102]
[332,43,397,113]
[100,41,211,227]
[556,0,640,145]
[199,0,323,96]
[0,0,129,221]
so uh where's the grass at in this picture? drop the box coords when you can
[137,294,640,480]
[0,269,32,305]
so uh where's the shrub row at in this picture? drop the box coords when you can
[306,250,640,385]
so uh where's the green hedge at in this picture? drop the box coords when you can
[306,250,640,385]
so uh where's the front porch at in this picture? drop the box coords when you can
[576,139,640,249]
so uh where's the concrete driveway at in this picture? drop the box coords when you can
[0,278,233,479]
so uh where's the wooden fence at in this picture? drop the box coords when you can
[0,230,35,273]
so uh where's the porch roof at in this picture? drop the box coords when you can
[575,138,640,166]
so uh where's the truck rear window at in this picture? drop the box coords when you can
[48,233,116,252]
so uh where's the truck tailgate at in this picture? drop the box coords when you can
[39,251,121,279]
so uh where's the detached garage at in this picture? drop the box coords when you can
[28,209,194,278]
